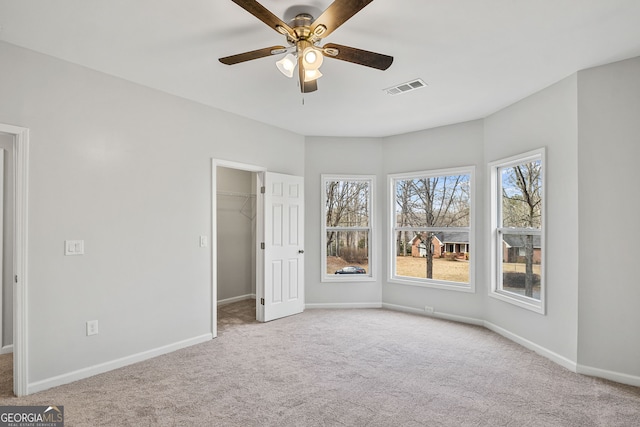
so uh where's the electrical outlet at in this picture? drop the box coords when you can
[86,320,99,336]
[424,306,434,314]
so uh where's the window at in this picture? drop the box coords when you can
[389,167,474,291]
[322,175,375,282]
[489,148,545,313]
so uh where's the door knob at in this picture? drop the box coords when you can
[298,250,305,254]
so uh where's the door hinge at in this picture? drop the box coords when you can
[260,298,265,305]
[260,186,265,194]
[261,242,265,250]
[15,275,18,284]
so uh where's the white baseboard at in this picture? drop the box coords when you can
[383,303,576,372]
[382,303,484,326]
[483,321,577,372]
[27,333,212,394]
[383,303,640,387]
[218,294,255,306]
[1,344,13,354]
[306,302,382,309]
[577,364,640,388]
[381,303,640,388]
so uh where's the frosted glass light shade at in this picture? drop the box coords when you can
[302,47,323,70]
[304,69,323,82]
[276,53,296,78]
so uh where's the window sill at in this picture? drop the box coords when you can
[322,275,376,283]
[489,290,545,314]
[389,276,474,293]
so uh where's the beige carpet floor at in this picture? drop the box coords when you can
[0,300,639,426]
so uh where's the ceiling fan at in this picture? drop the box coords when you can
[219,0,394,93]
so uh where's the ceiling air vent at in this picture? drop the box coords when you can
[384,78,427,96]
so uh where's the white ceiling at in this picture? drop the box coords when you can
[1,0,640,137]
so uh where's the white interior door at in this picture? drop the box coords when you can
[258,172,304,322]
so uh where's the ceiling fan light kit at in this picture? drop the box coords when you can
[220,0,394,93]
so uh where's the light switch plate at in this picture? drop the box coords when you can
[65,240,84,256]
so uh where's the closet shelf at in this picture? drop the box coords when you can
[217,191,256,220]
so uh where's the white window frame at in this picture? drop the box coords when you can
[321,175,376,282]
[388,166,475,292]
[489,148,546,314]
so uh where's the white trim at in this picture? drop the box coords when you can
[483,321,576,372]
[488,147,546,315]
[28,333,212,394]
[0,124,29,396]
[309,302,640,388]
[305,302,382,309]
[383,303,577,371]
[217,294,255,306]
[211,159,267,335]
[213,159,265,172]
[321,174,376,283]
[387,277,476,293]
[388,166,475,292]
[1,344,13,355]
[382,303,484,326]
[577,364,640,388]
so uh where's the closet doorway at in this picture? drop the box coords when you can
[216,168,258,306]
[211,159,306,337]
[0,136,11,357]
[212,160,266,338]
[0,123,29,396]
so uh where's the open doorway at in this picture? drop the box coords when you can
[0,124,28,396]
[211,160,305,336]
[216,167,258,329]
[0,134,13,396]
[211,160,266,338]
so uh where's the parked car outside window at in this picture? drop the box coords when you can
[335,266,366,274]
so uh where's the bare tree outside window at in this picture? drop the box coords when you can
[323,176,373,279]
[490,148,545,313]
[391,168,473,287]
[500,161,542,298]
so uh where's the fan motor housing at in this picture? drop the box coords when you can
[289,13,314,43]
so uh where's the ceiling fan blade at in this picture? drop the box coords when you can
[219,45,287,65]
[230,0,295,38]
[298,54,318,93]
[310,0,374,39]
[323,43,393,70]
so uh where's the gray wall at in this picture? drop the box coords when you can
[2,37,639,389]
[381,120,486,320]
[216,167,255,301]
[577,56,640,377]
[0,132,13,350]
[304,137,383,305]
[0,41,304,385]
[484,75,580,364]
[304,64,640,384]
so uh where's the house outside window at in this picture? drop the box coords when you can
[389,166,474,292]
[322,175,375,282]
[489,148,545,314]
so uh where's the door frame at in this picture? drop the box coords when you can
[211,159,266,337]
[0,123,29,396]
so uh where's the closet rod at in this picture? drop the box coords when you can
[216,191,256,198]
